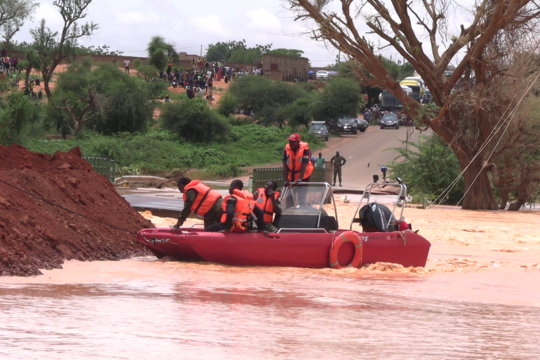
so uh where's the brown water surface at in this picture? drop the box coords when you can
[1,257,540,359]
[2,206,540,359]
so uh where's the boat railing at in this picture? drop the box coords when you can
[349,180,408,231]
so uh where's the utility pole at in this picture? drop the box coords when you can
[200,45,202,57]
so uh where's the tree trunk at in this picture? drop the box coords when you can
[42,70,53,100]
[460,156,499,210]
[508,191,530,211]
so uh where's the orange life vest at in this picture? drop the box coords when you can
[255,188,280,223]
[182,180,222,216]
[285,142,314,181]
[221,190,254,231]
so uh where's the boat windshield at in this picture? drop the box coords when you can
[280,183,331,212]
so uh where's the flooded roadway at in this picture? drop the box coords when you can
[1,258,539,359]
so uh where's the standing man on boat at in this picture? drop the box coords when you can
[174,177,223,230]
[253,181,282,233]
[282,133,314,186]
[331,151,347,187]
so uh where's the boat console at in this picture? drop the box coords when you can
[278,182,339,232]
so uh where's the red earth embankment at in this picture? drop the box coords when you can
[0,145,153,276]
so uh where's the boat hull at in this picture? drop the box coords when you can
[137,228,431,268]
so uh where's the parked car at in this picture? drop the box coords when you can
[356,118,369,132]
[337,117,358,135]
[309,121,329,141]
[380,113,399,129]
[316,70,329,80]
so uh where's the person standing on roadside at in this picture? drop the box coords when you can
[316,152,325,169]
[173,177,223,230]
[330,151,347,187]
[123,59,130,74]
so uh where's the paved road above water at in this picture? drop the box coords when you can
[319,126,423,190]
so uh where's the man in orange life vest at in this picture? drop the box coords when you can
[253,181,281,233]
[173,177,223,230]
[206,180,264,233]
[282,133,314,186]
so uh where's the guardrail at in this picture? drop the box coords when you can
[82,157,116,182]
[252,167,326,191]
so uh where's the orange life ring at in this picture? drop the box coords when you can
[329,231,363,269]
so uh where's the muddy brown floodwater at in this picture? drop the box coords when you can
[1,203,539,359]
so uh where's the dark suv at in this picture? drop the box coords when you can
[337,117,358,135]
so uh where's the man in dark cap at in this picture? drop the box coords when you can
[173,177,223,230]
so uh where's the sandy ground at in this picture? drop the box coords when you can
[140,201,540,275]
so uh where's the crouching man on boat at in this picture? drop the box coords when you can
[173,177,223,230]
[282,133,314,187]
[207,180,265,233]
[253,181,281,233]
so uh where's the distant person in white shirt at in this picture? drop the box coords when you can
[123,59,130,74]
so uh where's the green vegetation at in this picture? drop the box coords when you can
[387,134,464,205]
[205,40,303,63]
[48,59,167,136]
[161,98,230,143]
[19,125,322,179]
[147,36,179,71]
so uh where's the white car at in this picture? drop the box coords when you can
[316,70,329,79]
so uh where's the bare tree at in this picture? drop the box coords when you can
[287,0,540,209]
[30,0,97,100]
[0,0,38,48]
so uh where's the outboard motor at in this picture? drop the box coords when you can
[358,202,396,232]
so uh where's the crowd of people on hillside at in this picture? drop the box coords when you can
[146,57,267,102]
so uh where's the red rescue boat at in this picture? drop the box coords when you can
[137,181,431,269]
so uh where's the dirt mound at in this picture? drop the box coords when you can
[0,145,153,276]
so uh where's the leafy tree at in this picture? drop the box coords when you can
[312,77,360,130]
[288,0,540,210]
[206,40,272,63]
[0,92,35,145]
[147,36,178,71]
[30,0,98,100]
[266,48,304,57]
[161,98,230,142]
[279,98,313,129]
[388,134,464,205]
[217,91,239,118]
[21,48,42,82]
[206,40,246,61]
[49,61,159,136]
[0,0,39,49]
[228,75,307,127]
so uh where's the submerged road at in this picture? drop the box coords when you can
[319,125,423,190]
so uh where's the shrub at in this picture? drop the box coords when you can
[133,59,142,69]
[217,91,239,118]
[160,98,230,142]
[388,134,464,205]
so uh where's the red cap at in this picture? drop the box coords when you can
[288,133,301,141]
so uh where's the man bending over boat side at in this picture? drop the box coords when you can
[206,180,265,233]
[253,181,281,233]
[173,177,223,230]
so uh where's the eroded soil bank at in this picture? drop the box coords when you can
[0,145,152,276]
